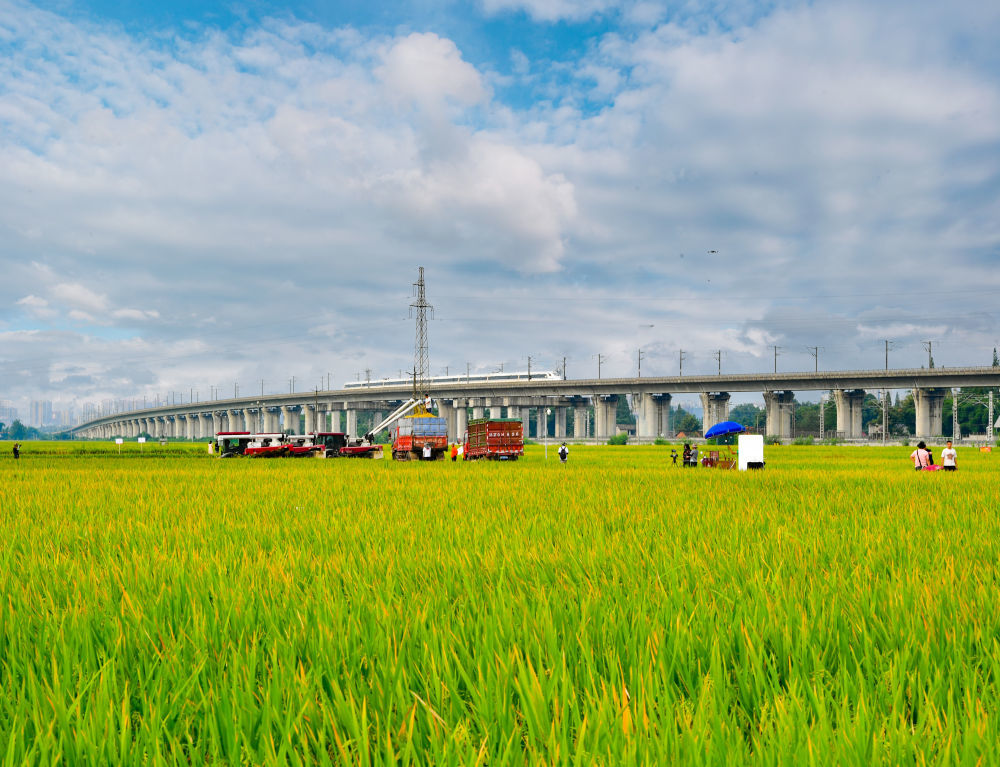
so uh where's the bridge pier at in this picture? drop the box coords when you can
[833,389,866,438]
[554,406,567,438]
[438,399,455,441]
[594,395,618,439]
[345,409,358,439]
[514,405,528,440]
[536,407,547,439]
[573,402,588,438]
[699,392,731,436]
[914,388,947,438]
[455,399,468,441]
[763,391,795,439]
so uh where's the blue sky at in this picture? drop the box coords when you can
[1,0,999,418]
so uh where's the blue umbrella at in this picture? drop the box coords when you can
[704,420,745,439]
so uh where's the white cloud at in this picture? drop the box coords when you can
[50,282,109,313]
[1,0,998,414]
[376,33,487,111]
[16,294,56,319]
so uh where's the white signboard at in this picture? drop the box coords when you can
[115,438,124,445]
[738,434,764,470]
[137,437,146,443]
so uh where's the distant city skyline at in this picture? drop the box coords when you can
[2,0,999,416]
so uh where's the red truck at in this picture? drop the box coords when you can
[392,415,448,460]
[464,418,524,461]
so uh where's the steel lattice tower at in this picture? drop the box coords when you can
[409,267,433,398]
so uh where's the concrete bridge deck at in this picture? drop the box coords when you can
[72,366,1000,442]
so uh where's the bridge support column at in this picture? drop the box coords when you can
[636,393,672,439]
[554,406,567,439]
[279,406,294,434]
[595,395,618,439]
[303,406,315,434]
[438,400,456,442]
[345,409,358,439]
[574,402,589,438]
[472,399,485,420]
[328,409,341,433]
[210,412,221,436]
[833,389,866,439]
[699,392,731,437]
[914,388,947,438]
[489,399,502,419]
[763,391,795,439]
[455,399,468,441]
[536,407,547,439]
[517,405,530,441]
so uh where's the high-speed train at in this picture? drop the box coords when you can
[343,370,561,389]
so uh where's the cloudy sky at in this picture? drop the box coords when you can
[2,0,999,417]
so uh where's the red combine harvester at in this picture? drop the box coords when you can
[463,418,524,461]
[213,431,382,458]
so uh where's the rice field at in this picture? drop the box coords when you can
[1,441,999,765]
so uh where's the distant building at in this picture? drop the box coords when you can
[0,400,18,425]
[30,400,53,427]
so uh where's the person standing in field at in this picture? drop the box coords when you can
[691,444,699,467]
[558,443,568,463]
[910,441,930,470]
[450,443,458,462]
[12,443,20,459]
[941,440,958,471]
[682,443,691,467]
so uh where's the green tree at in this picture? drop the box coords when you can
[672,406,701,435]
[729,403,764,429]
[7,420,31,440]
[616,396,635,426]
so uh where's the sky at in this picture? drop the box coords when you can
[1,0,999,419]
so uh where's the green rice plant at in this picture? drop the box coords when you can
[0,441,998,764]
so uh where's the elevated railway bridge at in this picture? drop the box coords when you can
[70,366,1000,442]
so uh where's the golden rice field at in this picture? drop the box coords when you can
[2,441,999,765]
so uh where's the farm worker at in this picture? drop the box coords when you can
[941,440,957,472]
[558,443,568,463]
[910,441,930,471]
[451,443,458,462]
[682,443,691,467]
[691,445,699,467]
[422,443,432,460]
[12,443,20,459]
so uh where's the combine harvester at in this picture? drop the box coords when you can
[213,430,383,458]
